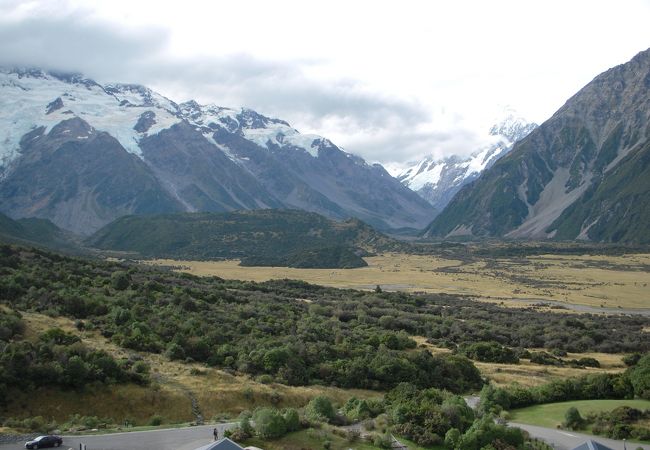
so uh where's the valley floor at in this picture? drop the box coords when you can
[146,252,650,311]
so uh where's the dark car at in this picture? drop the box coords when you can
[25,435,63,449]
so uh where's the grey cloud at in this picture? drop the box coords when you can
[346,127,487,165]
[0,4,472,164]
[0,11,169,80]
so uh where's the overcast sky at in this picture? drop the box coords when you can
[1,0,649,166]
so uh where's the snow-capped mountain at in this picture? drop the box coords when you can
[395,114,537,211]
[0,68,435,234]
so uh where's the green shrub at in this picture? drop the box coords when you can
[111,271,130,290]
[563,407,584,430]
[458,341,519,364]
[306,396,335,423]
[283,408,300,432]
[445,428,461,449]
[148,415,163,426]
[253,407,287,439]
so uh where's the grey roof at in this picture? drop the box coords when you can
[194,437,245,450]
[572,440,614,450]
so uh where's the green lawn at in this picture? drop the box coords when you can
[509,399,650,428]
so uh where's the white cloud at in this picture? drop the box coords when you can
[0,0,649,164]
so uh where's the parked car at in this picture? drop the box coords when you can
[25,435,63,449]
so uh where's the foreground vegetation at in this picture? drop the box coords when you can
[2,244,647,402]
[1,242,649,449]
[225,384,551,449]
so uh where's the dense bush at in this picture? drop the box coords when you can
[582,406,649,440]
[457,341,519,364]
[456,415,525,450]
[0,244,648,398]
[305,396,335,423]
[563,407,584,430]
[385,383,474,446]
[252,408,287,439]
[483,368,644,412]
[628,354,650,399]
[0,323,147,404]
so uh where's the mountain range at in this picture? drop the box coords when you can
[0,69,435,235]
[425,48,650,244]
[394,112,537,211]
[2,48,650,247]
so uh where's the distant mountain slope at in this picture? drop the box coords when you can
[395,113,537,211]
[0,69,435,234]
[0,211,77,250]
[87,209,398,268]
[424,48,650,244]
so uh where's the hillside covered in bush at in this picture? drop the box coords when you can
[86,209,402,268]
[1,244,648,399]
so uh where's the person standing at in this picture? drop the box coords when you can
[213,427,219,441]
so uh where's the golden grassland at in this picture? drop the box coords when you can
[146,252,650,310]
[3,312,379,424]
[412,337,629,389]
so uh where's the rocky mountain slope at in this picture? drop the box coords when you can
[0,69,435,234]
[395,113,537,210]
[424,48,650,244]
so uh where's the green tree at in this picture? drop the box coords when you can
[306,396,335,422]
[563,407,584,430]
[445,428,461,449]
[283,408,300,432]
[628,353,650,399]
[111,271,130,291]
[253,407,287,439]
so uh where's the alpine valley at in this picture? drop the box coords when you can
[0,69,435,235]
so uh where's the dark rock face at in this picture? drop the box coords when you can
[425,48,650,244]
[45,97,64,114]
[140,122,284,212]
[0,118,183,234]
[134,111,156,133]
[212,128,436,231]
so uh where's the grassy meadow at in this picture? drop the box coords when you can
[146,252,650,310]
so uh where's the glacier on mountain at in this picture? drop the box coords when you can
[0,69,342,170]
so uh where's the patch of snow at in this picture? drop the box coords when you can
[409,161,444,190]
[182,101,325,158]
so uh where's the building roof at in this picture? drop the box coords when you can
[194,437,245,450]
[572,440,614,450]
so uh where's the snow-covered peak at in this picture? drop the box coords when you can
[394,115,538,210]
[0,69,182,161]
[0,67,358,169]
[177,100,332,159]
[105,83,179,113]
[490,113,538,143]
